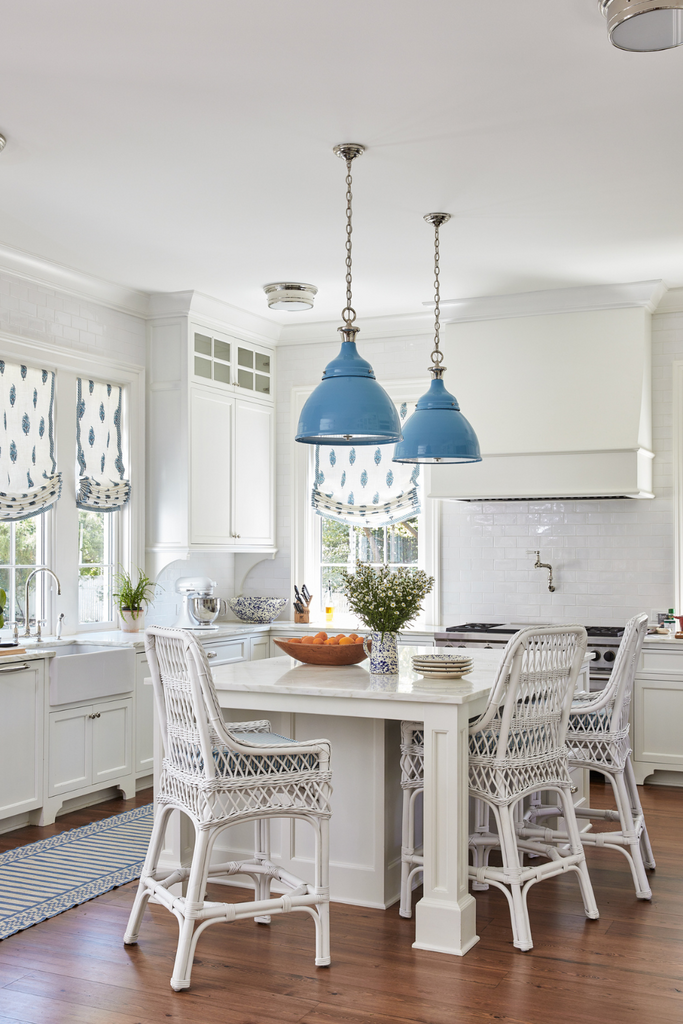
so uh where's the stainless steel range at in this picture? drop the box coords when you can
[434,622,625,690]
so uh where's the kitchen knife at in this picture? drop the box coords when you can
[294,585,302,604]
[294,601,304,614]
[301,584,311,604]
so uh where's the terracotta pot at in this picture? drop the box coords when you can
[120,609,144,633]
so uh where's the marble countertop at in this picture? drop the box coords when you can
[212,645,504,706]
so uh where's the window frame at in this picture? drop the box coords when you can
[292,379,440,627]
[0,337,144,638]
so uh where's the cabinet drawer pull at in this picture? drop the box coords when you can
[0,662,29,673]
[206,651,217,659]
[88,712,101,719]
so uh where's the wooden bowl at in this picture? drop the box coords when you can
[273,636,369,666]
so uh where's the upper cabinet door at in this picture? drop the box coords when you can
[232,398,274,546]
[190,387,233,545]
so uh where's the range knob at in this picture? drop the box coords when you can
[591,649,601,661]
[603,650,616,663]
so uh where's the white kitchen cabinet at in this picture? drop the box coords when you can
[0,659,44,822]
[250,635,269,661]
[148,309,276,579]
[135,652,154,779]
[632,646,683,784]
[44,696,134,824]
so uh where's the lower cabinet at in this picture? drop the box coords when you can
[632,648,683,783]
[48,697,133,799]
[0,659,44,821]
[135,653,154,779]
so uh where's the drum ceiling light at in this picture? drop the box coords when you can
[600,0,683,50]
[393,214,481,465]
[263,282,318,310]
[295,144,401,447]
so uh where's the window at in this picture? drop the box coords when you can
[321,516,420,616]
[0,515,48,627]
[78,509,116,624]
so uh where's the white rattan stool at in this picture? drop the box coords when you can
[123,626,332,990]
[524,613,655,899]
[468,625,599,950]
[399,721,424,918]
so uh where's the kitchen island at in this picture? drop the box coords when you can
[154,646,592,959]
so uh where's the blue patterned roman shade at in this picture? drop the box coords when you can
[0,360,62,521]
[312,403,420,527]
[76,378,130,511]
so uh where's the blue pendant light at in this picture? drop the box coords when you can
[393,213,482,465]
[296,144,402,447]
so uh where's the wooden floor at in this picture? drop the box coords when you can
[0,780,681,1024]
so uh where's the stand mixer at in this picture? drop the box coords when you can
[174,576,223,630]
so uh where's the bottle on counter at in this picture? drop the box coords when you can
[325,585,334,623]
[663,608,677,636]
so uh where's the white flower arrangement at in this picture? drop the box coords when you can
[340,561,435,636]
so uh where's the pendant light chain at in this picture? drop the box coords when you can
[342,157,356,325]
[431,220,443,371]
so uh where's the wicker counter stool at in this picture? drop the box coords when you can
[123,626,332,991]
[524,612,655,899]
[399,721,424,918]
[468,625,599,950]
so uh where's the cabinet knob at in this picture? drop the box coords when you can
[88,712,101,719]
[206,651,217,659]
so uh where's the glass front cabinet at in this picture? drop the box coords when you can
[192,328,273,400]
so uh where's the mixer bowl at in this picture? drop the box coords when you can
[190,596,225,625]
[226,597,287,623]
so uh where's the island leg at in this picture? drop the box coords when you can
[413,699,482,956]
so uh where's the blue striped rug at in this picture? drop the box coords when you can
[0,803,154,940]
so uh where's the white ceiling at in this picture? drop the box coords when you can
[1,1,683,326]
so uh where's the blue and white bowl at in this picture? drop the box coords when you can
[226,597,288,624]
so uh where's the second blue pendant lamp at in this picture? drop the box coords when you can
[393,213,482,465]
[295,144,402,447]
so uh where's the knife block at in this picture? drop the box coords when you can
[294,593,313,623]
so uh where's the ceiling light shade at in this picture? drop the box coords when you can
[600,0,683,50]
[263,282,317,310]
[295,144,402,447]
[393,213,481,465]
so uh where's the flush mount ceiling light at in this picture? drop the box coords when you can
[393,214,481,465]
[295,144,402,447]
[600,0,683,50]
[263,282,318,310]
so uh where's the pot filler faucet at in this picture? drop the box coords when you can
[533,551,555,593]
[23,568,62,641]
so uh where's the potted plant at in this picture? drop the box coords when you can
[340,562,434,673]
[113,567,156,633]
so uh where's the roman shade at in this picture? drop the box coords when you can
[76,378,130,511]
[0,359,62,521]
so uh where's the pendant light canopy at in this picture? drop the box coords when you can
[295,144,402,447]
[393,214,482,465]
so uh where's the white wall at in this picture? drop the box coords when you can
[244,312,679,627]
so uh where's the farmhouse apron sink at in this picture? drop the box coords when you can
[48,644,135,705]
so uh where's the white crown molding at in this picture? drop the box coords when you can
[436,280,668,322]
[277,309,435,347]
[0,241,150,316]
[653,286,683,315]
[146,290,281,345]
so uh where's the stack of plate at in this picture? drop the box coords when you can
[411,653,473,679]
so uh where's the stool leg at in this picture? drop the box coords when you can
[625,756,656,870]
[254,819,272,924]
[498,802,532,951]
[400,787,420,918]
[124,804,173,945]
[557,786,599,920]
[314,816,331,966]
[170,826,212,991]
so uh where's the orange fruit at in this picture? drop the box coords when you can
[301,635,315,644]
[289,638,302,644]
[338,637,353,645]
[312,637,325,645]
[348,633,358,640]
[335,634,345,639]
[327,636,340,645]
[324,638,337,645]
[314,631,328,640]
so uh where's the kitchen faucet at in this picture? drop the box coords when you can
[532,551,555,593]
[23,568,62,640]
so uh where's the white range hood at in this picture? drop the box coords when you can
[428,304,654,501]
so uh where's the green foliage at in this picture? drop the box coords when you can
[340,561,434,636]
[79,511,105,578]
[113,567,156,613]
